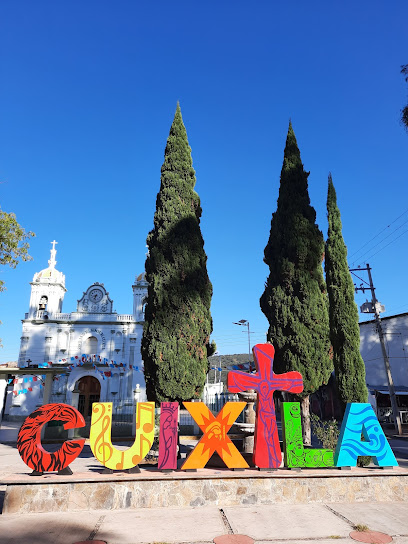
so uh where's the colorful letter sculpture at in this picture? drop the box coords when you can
[14,343,400,476]
[158,402,179,470]
[334,403,398,467]
[228,343,303,469]
[90,401,155,470]
[17,403,85,475]
[281,402,334,468]
[182,402,248,469]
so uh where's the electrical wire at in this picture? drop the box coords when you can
[362,227,408,263]
[349,207,408,265]
[354,218,408,263]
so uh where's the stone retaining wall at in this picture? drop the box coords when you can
[4,473,408,514]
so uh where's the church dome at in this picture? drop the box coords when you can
[33,241,65,286]
[34,266,64,283]
[136,272,147,282]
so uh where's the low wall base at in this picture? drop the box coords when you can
[3,468,408,514]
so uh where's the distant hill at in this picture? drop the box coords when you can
[0,361,18,368]
[207,353,254,386]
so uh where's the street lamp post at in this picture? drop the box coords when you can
[233,319,251,364]
[213,351,222,385]
[233,319,256,454]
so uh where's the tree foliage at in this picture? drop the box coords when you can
[260,123,331,443]
[141,104,213,404]
[260,123,331,395]
[401,64,408,130]
[0,208,34,292]
[325,175,367,408]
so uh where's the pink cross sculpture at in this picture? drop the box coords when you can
[228,343,303,469]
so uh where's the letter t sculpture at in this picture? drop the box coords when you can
[228,343,303,469]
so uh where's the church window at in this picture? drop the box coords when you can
[114,332,122,352]
[83,336,98,355]
[59,331,68,351]
[39,296,48,310]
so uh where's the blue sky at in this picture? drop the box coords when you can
[0,1,407,361]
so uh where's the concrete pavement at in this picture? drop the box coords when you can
[0,502,407,544]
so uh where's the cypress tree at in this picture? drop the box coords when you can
[141,104,213,404]
[325,174,368,409]
[401,64,408,130]
[260,123,331,445]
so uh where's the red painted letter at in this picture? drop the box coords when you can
[17,403,85,475]
[228,343,303,469]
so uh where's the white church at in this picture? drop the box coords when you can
[6,241,148,425]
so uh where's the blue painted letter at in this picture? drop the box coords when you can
[334,403,398,467]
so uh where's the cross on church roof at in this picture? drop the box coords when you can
[48,240,58,269]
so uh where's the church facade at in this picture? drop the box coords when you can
[7,242,148,421]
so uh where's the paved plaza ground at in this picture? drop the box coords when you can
[1,502,408,544]
[0,422,407,544]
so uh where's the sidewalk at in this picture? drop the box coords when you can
[0,502,407,544]
[0,421,20,443]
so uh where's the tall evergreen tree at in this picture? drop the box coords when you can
[260,123,331,444]
[401,64,408,131]
[141,104,213,404]
[325,175,368,409]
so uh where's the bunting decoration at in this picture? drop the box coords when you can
[11,353,144,396]
[12,375,44,396]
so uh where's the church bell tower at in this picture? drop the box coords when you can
[27,241,67,319]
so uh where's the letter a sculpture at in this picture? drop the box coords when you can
[228,343,303,469]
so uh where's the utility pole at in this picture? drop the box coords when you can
[350,263,402,435]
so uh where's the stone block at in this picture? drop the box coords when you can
[3,472,408,514]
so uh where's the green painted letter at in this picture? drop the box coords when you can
[282,402,334,468]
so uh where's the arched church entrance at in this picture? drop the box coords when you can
[76,376,101,418]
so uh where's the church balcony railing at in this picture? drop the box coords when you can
[25,312,137,322]
[54,313,71,320]
[50,312,136,322]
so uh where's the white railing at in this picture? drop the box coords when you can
[54,313,71,320]
[52,313,135,322]
[30,311,136,322]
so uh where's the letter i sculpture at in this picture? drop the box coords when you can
[158,402,179,471]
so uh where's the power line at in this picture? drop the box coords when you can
[349,207,408,264]
[353,217,408,263]
[362,227,408,263]
[382,302,408,315]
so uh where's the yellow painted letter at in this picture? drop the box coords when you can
[90,402,155,470]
